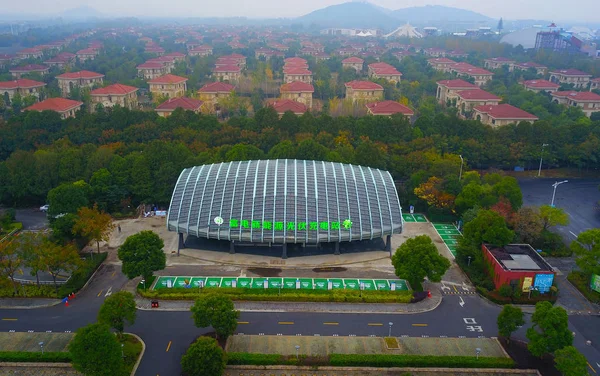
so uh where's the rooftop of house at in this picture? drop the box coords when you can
[155,97,203,111]
[485,244,554,272]
[284,68,312,75]
[56,70,104,80]
[284,57,307,63]
[0,78,46,89]
[474,104,538,120]
[198,81,235,93]
[280,81,315,93]
[91,83,138,96]
[427,57,457,64]
[514,61,547,68]
[452,63,494,75]
[9,64,49,72]
[550,68,591,76]
[551,91,600,101]
[148,74,188,84]
[76,48,99,54]
[212,65,241,73]
[366,100,414,116]
[136,62,164,69]
[268,99,308,114]
[17,48,42,54]
[456,89,500,100]
[24,97,82,113]
[345,80,384,91]
[485,57,515,62]
[437,79,479,89]
[522,79,560,88]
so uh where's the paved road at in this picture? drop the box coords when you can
[15,208,48,231]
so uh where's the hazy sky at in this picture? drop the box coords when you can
[6,0,600,22]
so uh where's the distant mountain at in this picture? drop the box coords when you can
[61,5,104,20]
[296,2,400,29]
[392,5,493,24]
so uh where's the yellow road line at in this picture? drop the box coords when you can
[165,341,172,352]
[111,271,116,278]
[2,318,17,321]
[323,322,339,325]
[97,290,103,297]
[368,323,383,326]
[588,362,597,374]
[237,321,249,324]
[278,321,294,325]
[453,285,458,293]
[412,324,428,327]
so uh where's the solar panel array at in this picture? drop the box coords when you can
[167,159,402,244]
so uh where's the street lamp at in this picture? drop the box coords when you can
[475,347,481,359]
[141,279,146,291]
[550,180,568,207]
[388,322,394,337]
[121,343,124,358]
[39,341,44,355]
[467,256,472,266]
[537,144,549,177]
[295,345,300,360]
[459,155,464,180]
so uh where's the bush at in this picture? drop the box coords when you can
[568,271,600,304]
[58,252,107,297]
[532,230,572,257]
[329,354,515,368]
[227,353,297,365]
[499,284,513,297]
[0,351,72,362]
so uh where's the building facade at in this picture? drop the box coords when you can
[23,97,83,119]
[148,74,188,99]
[56,70,104,96]
[548,69,592,89]
[345,81,384,103]
[473,104,539,126]
[90,84,139,111]
[280,81,314,108]
[0,79,46,102]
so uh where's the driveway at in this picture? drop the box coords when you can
[15,208,48,231]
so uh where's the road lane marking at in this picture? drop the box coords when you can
[105,287,113,297]
[570,231,578,238]
[165,341,172,352]
[111,271,116,278]
[588,362,597,374]
[453,285,458,293]
[368,323,383,326]
[237,321,249,324]
[2,318,17,321]
[412,324,428,327]
[323,322,339,325]
[97,290,103,297]
[278,321,294,325]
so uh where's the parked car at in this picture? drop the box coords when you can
[40,204,49,212]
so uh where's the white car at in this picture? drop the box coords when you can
[40,204,49,212]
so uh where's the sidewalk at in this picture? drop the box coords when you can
[0,298,61,309]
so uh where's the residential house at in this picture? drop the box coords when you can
[284,57,307,66]
[423,48,447,57]
[521,79,560,93]
[44,56,72,69]
[23,97,82,119]
[549,69,592,89]
[368,62,402,84]
[155,97,203,117]
[76,48,99,62]
[366,100,414,118]
[268,99,307,116]
[283,68,312,84]
[510,62,547,75]
[455,89,501,117]
[342,57,364,72]
[16,48,43,60]
[56,70,104,96]
[145,46,165,56]
[590,78,600,91]
[9,64,49,78]
[0,54,15,68]
[164,52,186,62]
[147,56,176,73]
[0,79,46,102]
[148,74,188,99]
[428,58,457,73]
[313,52,330,62]
[221,53,246,67]
[446,50,468,58]
[483,57,515,70]
[90,84,138,111]
[212,65,241,83]
[473,104,539,126]
[450,63,494,86]
[189,45,213,57]
[280,81,314,108]
[197,81,235,112]
[136,62,167,80]
[436,79,479,104]
[345,80,384,103]
[551,91,600,117]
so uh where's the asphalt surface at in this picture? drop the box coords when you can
[519,178,600,243]
[15,208,49,231]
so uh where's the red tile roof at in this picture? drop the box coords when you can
[485,57,515,62]
[551,91,600,101]
[24,98,82,113]
[198,82,235,93]
[342,57,364,64]
[522,80,559,89]
[436,79,478,89]
[91,84,138,96]
[0,79,46,89]
[147,74,188,84]
[550,69,591,76]
[9,64,49,72]
[591,77,600,83]
[56,70,104,80]
[164,52,186,57]
[345,80,384,90]
[284,57,307,64]
[452,63,493,75]
[457,89,500,101]
[514,61,546,69]
[428,58,456,64]
[280,81,314,93]
[284,68,312,75]
[136,62,164,69]
[17,48,41,55]
[76,48,98,55]
[155,97,203,111]
[366,100,414,116]
[268,99,307,114]
[474,104,538,120]
[212,65,241,73]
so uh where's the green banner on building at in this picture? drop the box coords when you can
[591,274,600,293]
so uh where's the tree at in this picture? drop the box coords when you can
[554,346,588,376]
[511,207,543,244]
[571,228,600,276]
[46,181,89,217]
[391,235,451,291]
[497,18,504,32]
[118,230,166,282]
[526,301,573,357]
[190,294,240,340]
[69,323,124,376]
[0,239,22,295]
[180,337,226,376]
[72,204,115,254]
[40,240,81,296]
[413,177,455,210]
[497,305,524,342]
[16,232,45,286]
[539,205,569,231]
[462,210,515,247]
[98,291,137,338]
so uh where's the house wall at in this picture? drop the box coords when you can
[549,74,590,89]
[149,82,187,98]
[284,74,312,84]
[213,72,240,83]
[342,62,362,72]
[91,92,138,111]
[58,77,103,96]
[345,88,384,102]
[281,91,313,108]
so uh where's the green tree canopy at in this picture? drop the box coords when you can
[554,346,589,376]
[462,209,515,247]
[46,181,90,217]
[526,301,573,357]
[571,228,600,276]
[72,204,115,254]
[497,305,525,341]
[180,337,226,376]
[539,205,569,231]
[190,294,240,339]
[69,323,124,376]
[98,291,137,337]
[391,235,451,291]
[117,230,166,281]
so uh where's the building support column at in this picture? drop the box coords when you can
[282,243,288,259]
[178,233,185,256]
[385,235,392,257]
[229,241,235,254]
[334,241,340,255]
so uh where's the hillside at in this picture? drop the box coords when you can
[392,5,493,24]
[296,2,400,29]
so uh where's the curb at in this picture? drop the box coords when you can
[167,255,392,269]
[0,362,73,368]
[0,299,62,310]
[225,365,539,374]
[124,332,146,376]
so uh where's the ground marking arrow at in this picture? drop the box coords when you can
[459,296,465,307]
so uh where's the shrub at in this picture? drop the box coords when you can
[0,351,72,362]
[58,252,107,297]
[568,271,600,304]
[329,354,515,368]
[226,353,297,365]
[498,284,513,297]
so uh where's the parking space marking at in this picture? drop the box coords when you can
[165,341,172,352]
[323,322,339,325]
[2,318,17,321]
[412,324,428,327]
[368,323,383,326]
[237,321,249,324]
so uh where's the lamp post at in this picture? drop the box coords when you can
[121,343,124,358]
[550,180,568,207]
[538,144,549,177]
[467,256,472,266]
[459,155,464,180]
[141,279,145,291]
[476,347,481,359]
[39,341,44,355]
[388,322,394,337]
[295,345,300,360]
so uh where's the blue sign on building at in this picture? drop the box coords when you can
[534,274,554,293]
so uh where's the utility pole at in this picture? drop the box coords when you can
[551,180,568,207]
[459,155,464,180]
[538,144,549,177]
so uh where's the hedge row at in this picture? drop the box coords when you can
[0,351,72,363]
[568,271,600,304]
[59,252,108,297]
[140,287,413,303]
[227,353,296,365]
[329,354,515,368]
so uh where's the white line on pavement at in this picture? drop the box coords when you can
[569,231,578,238]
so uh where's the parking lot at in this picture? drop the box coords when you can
[431,223,461,258]
[402,213,428,223]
